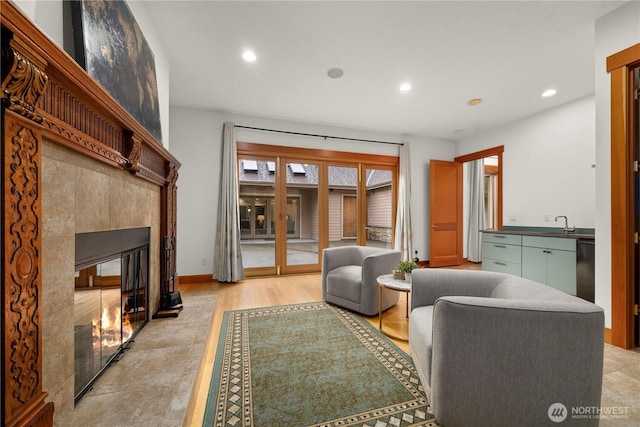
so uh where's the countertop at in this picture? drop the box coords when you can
[481,227,595,240]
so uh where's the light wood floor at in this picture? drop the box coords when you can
[179,265,640,427]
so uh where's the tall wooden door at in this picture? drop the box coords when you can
[429,160,463,267]
[342,195,357,239]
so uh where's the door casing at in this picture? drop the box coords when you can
[608,43,640,349]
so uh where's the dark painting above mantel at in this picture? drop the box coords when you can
[70,0,162,143]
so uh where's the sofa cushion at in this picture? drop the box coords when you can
[326,265,362,303]
[409,305,434,398]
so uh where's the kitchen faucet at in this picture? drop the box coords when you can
[555,215,575,233]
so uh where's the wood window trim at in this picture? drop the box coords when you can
[454,145,504,230]
[608,43,640,349]
[237,141,398,166]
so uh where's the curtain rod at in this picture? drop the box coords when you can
[234,125,403,146]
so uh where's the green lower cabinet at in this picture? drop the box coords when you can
[546,249,577,295]
[521,247,547,284]
[521,236,577,295]
[481,233,522,276]
[482,234,578,295]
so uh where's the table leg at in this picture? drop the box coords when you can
[379,285,383,330]
[405,292,409,318]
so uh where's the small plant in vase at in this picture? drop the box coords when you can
[395,260,420,282]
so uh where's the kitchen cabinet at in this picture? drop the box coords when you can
[521,236,576,295]
[481,233,522,276]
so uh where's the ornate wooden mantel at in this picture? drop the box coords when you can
[1,2,181,426]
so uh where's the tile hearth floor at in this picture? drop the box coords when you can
[71,293,216,427]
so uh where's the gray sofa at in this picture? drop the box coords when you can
[322,246,401,316]
[409,268,604,427]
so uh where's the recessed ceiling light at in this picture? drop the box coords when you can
[541,89,557,97]
[467,98,483,106]
[327,67,344,79]
[242,50,257,62]
[399,82,412,92]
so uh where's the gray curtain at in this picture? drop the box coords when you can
[213,122,245,282]
[467,159,485,262]
[393,143,413,261]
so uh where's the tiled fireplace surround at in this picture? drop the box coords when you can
[41,140,161,422]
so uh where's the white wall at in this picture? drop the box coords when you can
[12,0,64,44]
[169,106,455,275]
[594,1,640,329]
[457,95,597,229]
[12,0,171,148]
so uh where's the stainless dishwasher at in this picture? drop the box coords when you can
[576,239,595,302]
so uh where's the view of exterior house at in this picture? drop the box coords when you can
[239,159,393,268]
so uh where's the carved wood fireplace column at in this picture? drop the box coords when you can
[1,31,55,427]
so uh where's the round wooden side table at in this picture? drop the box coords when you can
[377,273,411,341]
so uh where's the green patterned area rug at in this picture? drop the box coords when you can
[203,301,438,426]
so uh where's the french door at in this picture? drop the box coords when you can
[238,144,398,276]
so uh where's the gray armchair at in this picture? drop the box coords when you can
[409,268,605,427]
[321,246,401,316]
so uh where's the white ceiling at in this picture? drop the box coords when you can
[145,1,627,141]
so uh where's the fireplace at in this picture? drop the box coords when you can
[74,228,150,404]
[2,4,180,424]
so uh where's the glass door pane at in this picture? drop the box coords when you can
[285,197,301,237]
[365,167,394,249]
[239,199,251,237]
[285,161,319,267]
[254,199,268,236]
[328,165,358,248]
[238,157,276,271]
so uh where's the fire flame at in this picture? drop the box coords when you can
[93,307,134,349]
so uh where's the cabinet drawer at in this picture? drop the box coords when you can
[482,233,522,245]
[522,236,576,252]
[482,258,522,276]
[483,242,521,263]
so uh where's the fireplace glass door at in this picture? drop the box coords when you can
[74,246,148,403]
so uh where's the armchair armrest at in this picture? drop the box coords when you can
[360,250,401,312]
[361,250,402,285]
[410,269,510,311]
